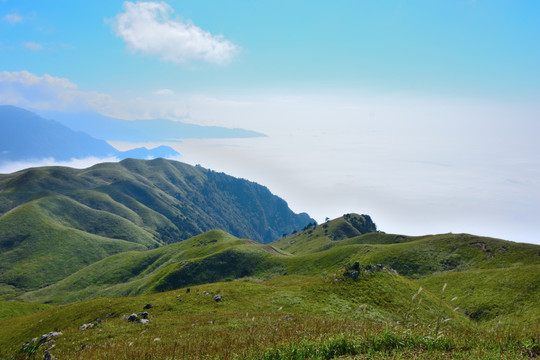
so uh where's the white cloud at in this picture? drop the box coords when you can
[0,70,192,120]
[154,88,174,96]
[0,70,113,111]
[111,1,238,64]
[24,42,43,51]
[2,13,22,25]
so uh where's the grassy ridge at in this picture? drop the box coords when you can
[36,195,159,246]
[20,230,271,303]
[69,189,177,238]
[0,158,313,245]
[274,216,540,277]
[16,213,540,302]
[0,200,146,294]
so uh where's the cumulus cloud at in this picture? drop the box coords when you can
[2,13,22,25]
[24,42,43,51]
[0,70,113,111]
[111,1,238,64]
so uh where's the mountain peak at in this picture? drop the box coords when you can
[0,106,179,163]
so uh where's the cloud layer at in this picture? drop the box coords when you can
[0,71,112,111]
[112,1,238,64]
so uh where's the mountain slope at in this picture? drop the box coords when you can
[0,199,148,294]
[0,158,313,293]
[0,105,179,162]
[0,158,313,244]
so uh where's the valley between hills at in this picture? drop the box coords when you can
[0,159,539,359]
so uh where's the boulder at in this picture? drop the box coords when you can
[39,332,62,344]
[138,311,149,319]
[212,294,223,302]
[43,351,57,360]
[21,337,38,350]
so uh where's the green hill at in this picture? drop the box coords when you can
[20,230,277,303]
[273,214,540,277]
[1,216,539,359]
[19,221,540,310]
[0,199,147,296]
[0,158,312,244]
[0,159,313,293]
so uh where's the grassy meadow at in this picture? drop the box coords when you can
[1,274,538,359]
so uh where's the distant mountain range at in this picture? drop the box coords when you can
[34,109,266,142]
[0,106,179,162]
[0,105,266,164]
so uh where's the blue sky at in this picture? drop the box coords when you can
[1,1,540,243]
[2,1,539,97]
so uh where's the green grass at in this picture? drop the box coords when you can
[1,217,539,359]
[0,158,312,247]
[36,195,159,246]
[420,264,540,326]
[0,158,314,294]
[17,223,540,308]
[20,230,276,303]
[274,217,540,278]
[0,200,146,292]
[0,274,469,357]
[0,301,53,321]
[1,275,537,359]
